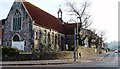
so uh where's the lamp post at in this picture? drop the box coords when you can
[74,17,80,61]
[76,17,79,59]
[77,16,82,46]
[76,17,79,46]
[74,28,77,61]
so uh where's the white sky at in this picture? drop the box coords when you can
[0,0,119,42]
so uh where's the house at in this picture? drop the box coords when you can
[1,0,80,51]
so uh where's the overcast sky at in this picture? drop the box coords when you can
[0,0,119,43]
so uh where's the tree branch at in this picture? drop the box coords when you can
[82,15,91,23]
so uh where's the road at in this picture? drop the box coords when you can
[58,52,119,67]
[1,52,119,69]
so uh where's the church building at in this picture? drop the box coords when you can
[1,0,77,51]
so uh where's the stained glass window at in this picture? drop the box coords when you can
[13,9,21,31]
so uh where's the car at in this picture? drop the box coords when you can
[114,49,120,53]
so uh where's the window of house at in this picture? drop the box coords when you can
[48,32,50,44]
[24,41,27,46]
[13,9,21,31]
[52,33,54,44]
[58,34,60,45]
[44,30,46,44]
[55,35,58,45]
[39,30,41,40]
[35,32,38,40]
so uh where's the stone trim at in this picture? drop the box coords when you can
[12,33,21,41]
[21,1,33,20]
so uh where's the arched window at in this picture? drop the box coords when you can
[13,9,21,31]
[42,30,46,44]
[48,32,50,43]
[52,33,54,44]
[13,34,20,41]
[35,32,38,40]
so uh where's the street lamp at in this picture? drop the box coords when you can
[74,28,77,61]
[77,16,82,46]
[76,17,79,47]
[74,17,80,61]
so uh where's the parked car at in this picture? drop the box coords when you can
[114,49,120,53]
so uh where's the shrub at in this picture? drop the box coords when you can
[2,46,20,57]
[38,44,58,53]
[67,45,74,51]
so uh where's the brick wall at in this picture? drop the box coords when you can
[77,47,106,59]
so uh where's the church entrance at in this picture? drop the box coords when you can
[12,34,24,51]
[13,34,20,41]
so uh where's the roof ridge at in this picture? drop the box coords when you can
[23,1,60,21]
[15,0,26,2]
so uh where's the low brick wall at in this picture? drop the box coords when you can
[2,48,106,61]
[77,47,106,59]
[2,51,74,61]
[33,51,74,60]
[100,49,106,54]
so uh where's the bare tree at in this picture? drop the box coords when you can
[89,29,107,48]
[97,30,107,49]
[66,1,92,28]
[65,1,92,46]
[98,30,107,42]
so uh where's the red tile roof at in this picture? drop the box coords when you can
[23,1,64,33]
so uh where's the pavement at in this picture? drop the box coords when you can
[0,53,109,66]
[1,59,91,66]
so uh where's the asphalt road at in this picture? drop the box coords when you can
[1,52,120,69]
[58,52,119,67]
